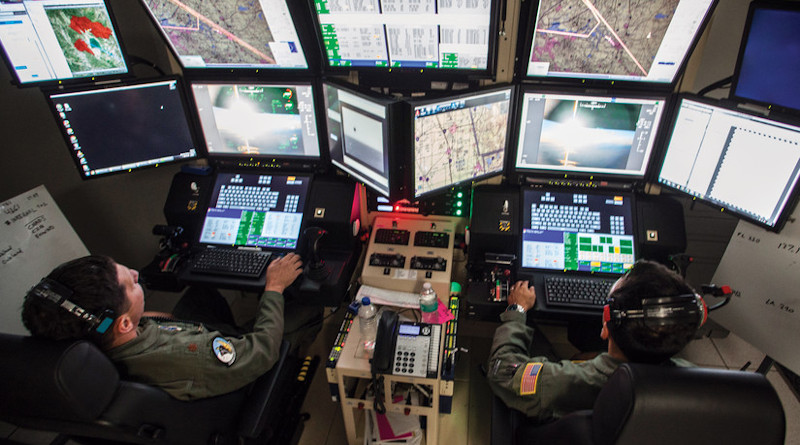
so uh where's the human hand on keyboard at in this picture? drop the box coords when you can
[264,253,303,294]
[508,280,536,312]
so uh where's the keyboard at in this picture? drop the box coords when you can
[544,276,615,309]
[190,249,272,278]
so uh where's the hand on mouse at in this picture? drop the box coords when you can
[507,280,536,312]
[264,253,303,293]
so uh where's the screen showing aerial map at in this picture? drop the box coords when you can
[526,0,714,84]
[413,87,512,197]
[141,0,307,69]
[0,0,127,85]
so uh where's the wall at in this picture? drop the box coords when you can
[0,0,754,281]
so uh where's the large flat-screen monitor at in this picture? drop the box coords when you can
[0,0,128,86]
[514,90,667,180]
[198,171,311,250]
[520,188,637,274]
[522,0,716,87]
[190,81,322,164]
[323,81,405,199]
[47,78,198,179]
[411,85,513,198]
[140,0,309,70]
[310,0,499,75]
[657,96,800,232]
[731,1,800,115]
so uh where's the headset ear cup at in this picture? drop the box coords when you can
[603,304,611,324]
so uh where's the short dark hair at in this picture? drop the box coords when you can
[21,255,128,348]
[606,260,699,364]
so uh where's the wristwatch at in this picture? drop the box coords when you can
[506,304,526,314]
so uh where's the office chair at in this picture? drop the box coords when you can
[0,332,312,445]
[492,363,786,445]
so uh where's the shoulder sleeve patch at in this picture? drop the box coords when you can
[519,362,543,395]
[212,337,236,366]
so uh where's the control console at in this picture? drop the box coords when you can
[361,215,456,299]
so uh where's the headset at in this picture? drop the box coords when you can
[603,293,708,330]
[28,277,116,334]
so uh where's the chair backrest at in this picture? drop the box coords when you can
[592,363,786,445]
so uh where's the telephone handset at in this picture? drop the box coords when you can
[371,311,441,379]
[372,311,399,374]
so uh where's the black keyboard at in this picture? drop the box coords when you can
[190,249,272,278]
[544,276,615,309]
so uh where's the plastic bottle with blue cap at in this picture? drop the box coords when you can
[358,296,378,355]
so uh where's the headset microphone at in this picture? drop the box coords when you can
[29,277,116,334]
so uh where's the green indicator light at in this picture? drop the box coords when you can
[457,192,463,198]
[456,201,463,207]
[456,209,462,216]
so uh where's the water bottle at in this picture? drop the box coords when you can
[358,297,378,355]
[419,282,438,324]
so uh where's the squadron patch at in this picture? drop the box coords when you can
[519,362,543,395]
[212,337,236,366]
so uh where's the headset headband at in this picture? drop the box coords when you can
[30,277,115,334]
[604,293,706,328]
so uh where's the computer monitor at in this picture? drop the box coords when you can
[47,78,198,179]
[522,0,716,87]
[198,171,311,250]
[0,0,128,86]
[323,81,401,198]
[731,1,800,115]
[310,0,499,74]
[190,81,322,164]
[514,90,667,180]
[520,188,637,274]
[140,0,309,71]
[657,96,800,232]
[411,85,513,198]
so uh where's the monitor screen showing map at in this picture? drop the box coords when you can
[141,0,308,70]
[323,81,394,197]
[191,81,321,160]
[47,78,198,179]
[524,0,715,85]
[412,86,513,198]
[0,0,128,86]
[312,0,497,72]
[658,96,800,231]
[514,91,666,179]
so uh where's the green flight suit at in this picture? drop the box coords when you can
[107,290,284,401]
[486,310,692,422]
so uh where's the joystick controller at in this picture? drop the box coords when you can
[303,226,330,282]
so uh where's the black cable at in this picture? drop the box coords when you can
[697,75,733,97]
[372,374,386,414]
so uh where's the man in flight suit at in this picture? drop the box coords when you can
[486,260,699,423]
[21,253,303,401]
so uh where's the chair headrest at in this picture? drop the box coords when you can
[592,363,786,445]
[0,333,119,422]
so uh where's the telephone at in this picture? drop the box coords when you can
[371,311,441,379]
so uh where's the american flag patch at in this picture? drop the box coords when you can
[519,362,543,395]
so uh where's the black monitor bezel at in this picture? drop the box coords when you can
[45,75,201,180]
[408,83,516,200]
[0,0,133,89]
[514,0,718,92]
[509,85,672,185]
[321,79,411,201]
[305,0,502,84]
[138,0,321,78]
[654,93,800,232]
[186,77,327,173]
[517,185,639,278]
[730,0,800,117]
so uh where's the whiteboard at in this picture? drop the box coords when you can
[0,185,89,335]
[711,211,800,375]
